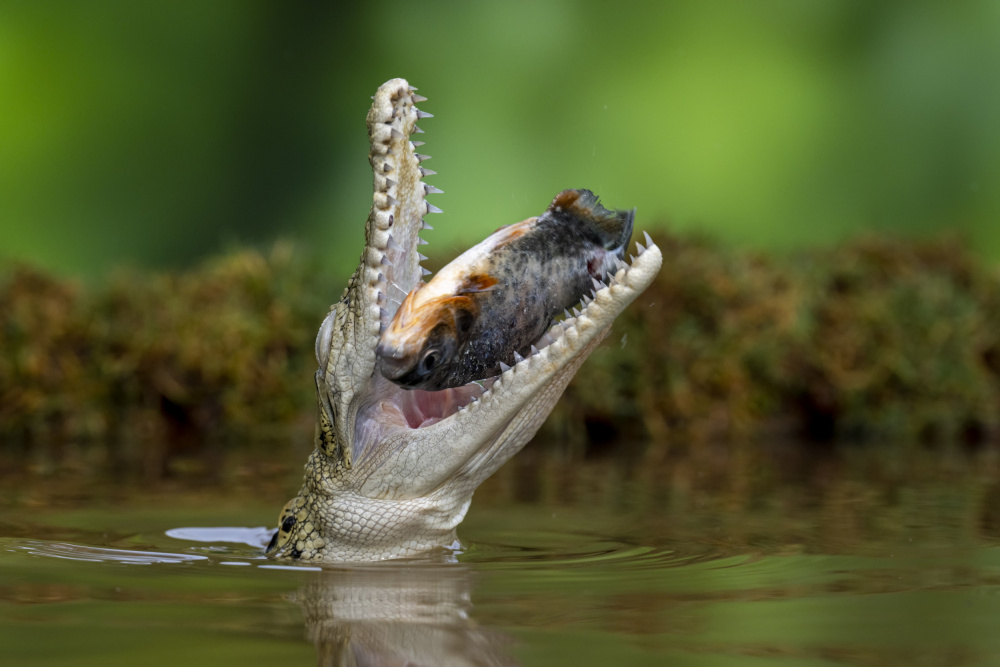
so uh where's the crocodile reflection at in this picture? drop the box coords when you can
[294,564,517,666]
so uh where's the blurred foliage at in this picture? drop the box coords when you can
[0,244,333,468]
[4,235,1000,460]
[1,1,999,278]
[544,234,1000,444]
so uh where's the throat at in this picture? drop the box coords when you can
[395,383,491,428]
[352,376,494,462]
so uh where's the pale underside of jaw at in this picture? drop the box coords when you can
[360,231,660,436]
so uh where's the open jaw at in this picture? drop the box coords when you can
[324,77,664,473]
[268,78,661,561]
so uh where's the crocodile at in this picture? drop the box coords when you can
[266,78,662,561]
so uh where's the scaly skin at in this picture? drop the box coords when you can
[266,78,662,561]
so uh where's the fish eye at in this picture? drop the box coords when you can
[419,349,440,375]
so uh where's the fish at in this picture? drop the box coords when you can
[375,188,634,391]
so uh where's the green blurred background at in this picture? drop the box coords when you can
[2,0,999,279]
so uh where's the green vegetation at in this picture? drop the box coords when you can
[4,234,1000,457]
[0,244,332,455]
[554,234,1000,444]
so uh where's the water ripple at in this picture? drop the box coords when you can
[5,539,208,564]
[462,534,736,570]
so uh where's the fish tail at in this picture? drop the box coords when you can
[549,189,634,258]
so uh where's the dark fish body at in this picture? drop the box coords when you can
[376,189,634,390]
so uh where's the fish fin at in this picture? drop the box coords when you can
[548,189,634,258]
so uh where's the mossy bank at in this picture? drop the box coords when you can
[3,235,1000,461]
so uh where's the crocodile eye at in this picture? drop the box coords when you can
[266,499,301,556]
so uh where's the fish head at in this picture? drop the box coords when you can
[376,284,479,390]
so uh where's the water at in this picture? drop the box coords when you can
[2,439,1000,665]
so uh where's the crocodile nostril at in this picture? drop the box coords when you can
[281,515,296,533]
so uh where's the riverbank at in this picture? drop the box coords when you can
[3,234,999,460]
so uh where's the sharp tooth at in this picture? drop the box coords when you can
[415,153,431,162]
[411,94,428,103]
[540,333,555,345]
[499,361,511,372]
[426,203,443,214]
[417,237,429,245]
[592,277,603,291]
[379,307,389,319]
[414,125,425,134]
[643,231,653,247]
[408,85,419,91]
[383,163,392,173]
[421,267,432,276]
[572,307,581,317]
[582,295,592,305]
[420,167,437,177]
[391,128,404,140]
[415,110,434,119]
[530,344,539,355]
[614,256,627,271]
[411,141,425,147]
[417,253,429,261]
[385,235,401,251]
[629,254,637,264]
[386,195,399,206]
[636,241,646,255]
[563,309,572,319]
[385,178,397,188]
[380,255,392,266]
[513,352,524,363]
[424,184,444,195]
[377,272,385,283]
[421,220,434,230]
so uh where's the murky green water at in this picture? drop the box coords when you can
[2,439,1000,666]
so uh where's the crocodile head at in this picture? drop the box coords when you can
[266,78,662,561]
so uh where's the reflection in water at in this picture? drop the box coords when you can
[4,536,517,666]
[295,565,516,667]
[165,526,274,549]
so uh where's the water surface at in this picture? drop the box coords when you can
[2,439,999,665]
